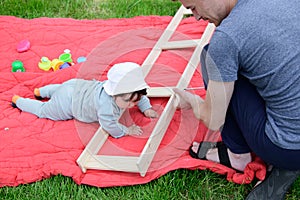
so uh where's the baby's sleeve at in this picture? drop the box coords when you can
[137,95,152,113]
[97,97,128,138]
[98,115,128,138]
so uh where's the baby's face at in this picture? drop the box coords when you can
[114,93,138,109]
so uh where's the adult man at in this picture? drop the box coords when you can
[173,0,300,199]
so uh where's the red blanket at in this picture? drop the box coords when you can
[0,16,266,187]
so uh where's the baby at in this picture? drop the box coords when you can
[12,62,158,138]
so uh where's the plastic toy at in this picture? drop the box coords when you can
[77,56,87,63]
[38,49,74,72]
[51,59,64,71]
[17,39,30,53]
[59,49,73,63]
[59,62,71,69]
[12,60,25,72]
[38,57,52,71]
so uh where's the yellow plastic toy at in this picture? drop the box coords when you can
[39,49,73,71]
[51,59,64,71]
[38,57,52,71]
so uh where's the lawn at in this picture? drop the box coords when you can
[0,0,299,199]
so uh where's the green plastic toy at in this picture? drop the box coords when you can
[12,60,25,72]
[59,49,73,63]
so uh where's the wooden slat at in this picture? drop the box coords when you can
[183,8,193,15]
[176,23,215,89]
[141,5,190,77]
[147,87,174,97]
[161,39,200,50]
[76,127,109,173]
[136,94,178,176]
[84,155,140,172]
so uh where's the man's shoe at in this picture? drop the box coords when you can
[245,167,300,200]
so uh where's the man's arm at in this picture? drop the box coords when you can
[174,80,234,131]
[201,80,234,130]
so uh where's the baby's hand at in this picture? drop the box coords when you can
[144,108,158,118]
[127,124,143,136]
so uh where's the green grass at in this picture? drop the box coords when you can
[0,170,254,200]
[0,0,299,199]
[0,0,181,19]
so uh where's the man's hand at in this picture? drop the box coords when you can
[173,88,193,109]
[173,88,204,119]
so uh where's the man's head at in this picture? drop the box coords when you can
[178,0,237,26]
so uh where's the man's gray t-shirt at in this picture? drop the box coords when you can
[205,0,300,149]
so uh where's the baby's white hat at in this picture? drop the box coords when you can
[103,62,149,96]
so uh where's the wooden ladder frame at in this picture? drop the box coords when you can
[76,5,215,177]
